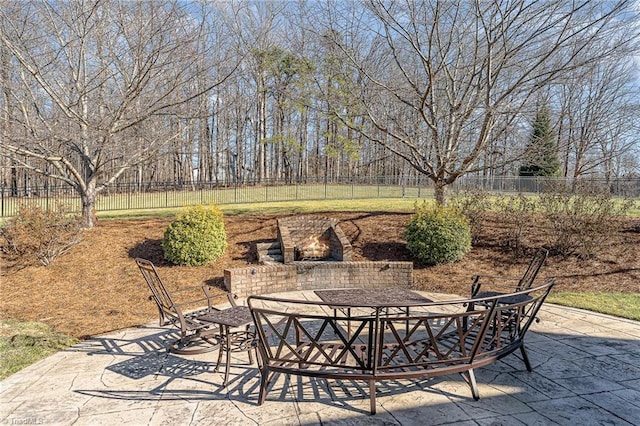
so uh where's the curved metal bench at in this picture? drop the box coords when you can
[247,280,554,414]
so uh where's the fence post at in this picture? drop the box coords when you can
[324,176,327,199]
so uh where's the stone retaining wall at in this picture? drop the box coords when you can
[224,261,413,298]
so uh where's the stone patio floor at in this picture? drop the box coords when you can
[1,291,640,425]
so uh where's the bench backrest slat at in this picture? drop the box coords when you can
[250,304,377,371]
[375,303,497,373]
[248,280,554,377]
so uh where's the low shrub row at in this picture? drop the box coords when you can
[450,181,635,258]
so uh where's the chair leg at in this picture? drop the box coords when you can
[520,344,533,372]
[223,326,232,386]
[369,380,376,414]
[258,369,272,405]
[461,369,480,400]
[246,325,254,365]
[169,333,218,356]
[254,346,263,369]
[215,331,225,372]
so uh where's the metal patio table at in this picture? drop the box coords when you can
[314,287,432,336]
[199,305,255,386]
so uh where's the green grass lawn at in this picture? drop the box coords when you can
[547,292,640,321]
[0,320,77,380]
[97,197,425,220]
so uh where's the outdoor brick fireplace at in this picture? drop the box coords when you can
[277,216,352,262]
[224,215,413,298]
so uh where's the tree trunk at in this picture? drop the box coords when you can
[434,181,447,206]
[80,180,98,228]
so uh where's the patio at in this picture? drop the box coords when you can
[1,291,639,425]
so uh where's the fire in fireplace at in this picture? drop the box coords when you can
[295,234,332,261]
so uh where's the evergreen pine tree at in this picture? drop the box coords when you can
[519,107,561,177]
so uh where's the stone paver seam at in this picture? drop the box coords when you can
[148,372,170,425]
[577,392,636,425]
[590,391,640,420]
[612,382,640,408]
[69,406,82,425]
[99,353,119,388]
[186,400,200,426]
[57,393,86,426]
[380,403,402,425]
[68,372,93,420]
[523,409,560,426]
[524,372,578,401]
[445,392,487,424]
[225,383,261,426]
[535,356,593,380]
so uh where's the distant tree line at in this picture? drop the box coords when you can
[1,1,639,226]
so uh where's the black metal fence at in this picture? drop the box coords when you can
[1,175,638,218]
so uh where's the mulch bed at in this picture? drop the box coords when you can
[1,212,638,338]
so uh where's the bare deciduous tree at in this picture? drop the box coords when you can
[1,0,638,219]
[0,0,236,226]
[554,59,640,181]
[326,0,638,203]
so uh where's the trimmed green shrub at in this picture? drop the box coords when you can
[162,205,227,266]
[405,203,472,265]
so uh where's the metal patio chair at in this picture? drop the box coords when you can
[137,258,256,385]
[470,248,549,304]
[136,257,223,355]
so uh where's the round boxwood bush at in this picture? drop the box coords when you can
[405,203,472,265]
[162,205,227,266]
